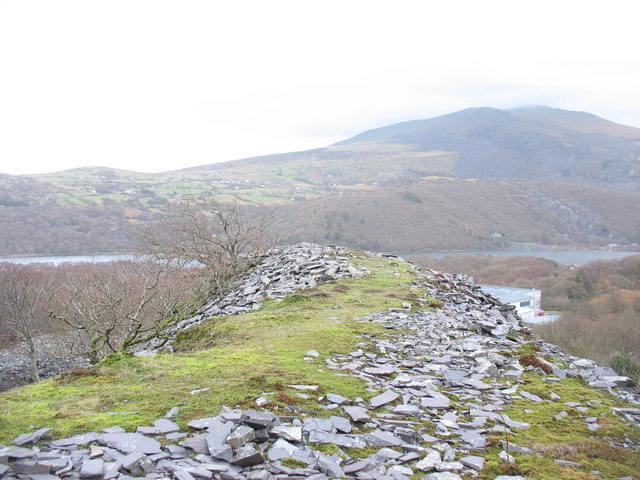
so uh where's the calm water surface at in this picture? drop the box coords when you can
[2,250,640,266]
[0,254,131,265]
[403,249,640,265]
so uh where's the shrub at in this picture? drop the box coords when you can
[401,191,422,203]
[610,354,640,385]
[518,354,553,374]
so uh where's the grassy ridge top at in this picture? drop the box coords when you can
[0,253,414,441]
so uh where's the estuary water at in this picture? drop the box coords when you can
[0,254,131,265]
[403,249,640,265]
[2,249,640,266]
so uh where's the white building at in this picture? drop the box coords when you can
[480,285,549,323]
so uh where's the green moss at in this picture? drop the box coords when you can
[0,254,416,443]
[309,443,342,457]
[479,373,640,479]
[278,457,307,468]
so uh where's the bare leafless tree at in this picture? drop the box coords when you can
[47,259,198,363]
[0,263,55,381]
[135,197,272,297]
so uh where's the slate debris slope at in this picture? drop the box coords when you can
[140,243,369,353]
[1,245,639,479]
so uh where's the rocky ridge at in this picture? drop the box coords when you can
[141,243,368,353]
[1,245,639,479]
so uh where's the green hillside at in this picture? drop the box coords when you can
[1,249,639,479]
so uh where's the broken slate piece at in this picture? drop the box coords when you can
[460,455,485,470]
[421,397,451,409]
[0,446,37,460]
[326,393,350,405]
[363,366,396,376]
[416,451,442,472]
[393,404,421,416]
[241,410,275,428]
[80,458,104,478]
[302,417,334,433]
[226,425,255,449]
[165,407,180,419]
[230,445,265,467]
[99,433,162,454]
[435,461,464,472]
[422,472,461,480]
[267,438,299,460]
[363,430,404,447]
[370,390,399,408]
[208,444,233,462]
[188,417,225,431]
[154,418,180,434]
[49,432,100,448]
[329,415,352,433]
[343,459,373,474]
[9,461,51,475]
[343,405,371,422]
[13,428,52,446]
[520,391,543,403]
[317,455,346,478]
[271,425,303,442]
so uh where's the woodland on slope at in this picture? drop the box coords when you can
[2,106,640,256]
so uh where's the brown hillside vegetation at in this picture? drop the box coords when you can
[2,178,640,256]
[271,179,640,252]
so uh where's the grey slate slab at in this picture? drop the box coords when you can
[370,390,399,409]
[0,446,37,460]
[13,428,52,446]
[230,446,264,467]
[79,458,103,478]
[99,433,162,454]
[342,405,371,422]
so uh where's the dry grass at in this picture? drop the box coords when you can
[518,354,553,374]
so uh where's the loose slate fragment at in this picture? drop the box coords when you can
[0,446,37,460]
[423,472,462,480]
[326,393,350,405]
[9,460,52,475]
[363,430,404,447]
[342,405,371,422]
[520,391,543,403]
[80,458,104,478]
[329,415,352,433]
[421,397,451,409]
[49,432,101,448]
[241,410,275,428]
[99,433,162,454]
[370,390,399,409]
[230,446,264,467]
[226,425,255,448]
[460,455,485,470]
[188,417,223,430]
[13,428,52,446]
[271,425,303,442]
[154,418,180,434]
[415,451,442,472]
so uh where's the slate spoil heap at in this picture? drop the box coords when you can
[141,243,368,353]
[1,245,639,480]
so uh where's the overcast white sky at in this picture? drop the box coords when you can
[1,0,639,175]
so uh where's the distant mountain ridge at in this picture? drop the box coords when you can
[333,106,640,184]
[2,106,640,255]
